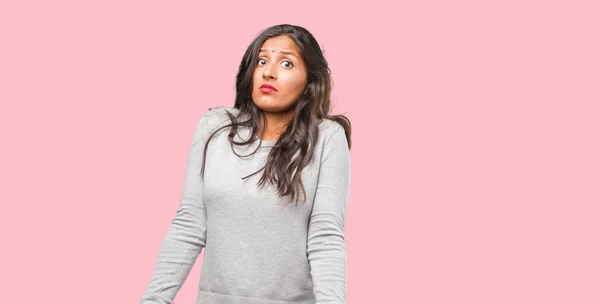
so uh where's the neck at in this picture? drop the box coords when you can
[258,110,294,141]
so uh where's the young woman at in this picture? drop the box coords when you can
[140,24,352,304]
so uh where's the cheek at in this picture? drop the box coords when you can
[283,73,307,91]
[252,72,260,88]
[289,77,307,94]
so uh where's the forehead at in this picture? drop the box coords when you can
[259,36,300,54]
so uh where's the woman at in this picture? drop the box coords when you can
[140,24,352,304]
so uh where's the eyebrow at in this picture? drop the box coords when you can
[259,49,299,59]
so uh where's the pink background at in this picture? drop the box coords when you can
[1,1,599,303]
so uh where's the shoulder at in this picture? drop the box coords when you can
[196,106,238,132]
[318,118,346,144]
[316,118,350,165]
[201,106,239,122]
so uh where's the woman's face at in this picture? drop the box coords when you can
[252,35,308,114]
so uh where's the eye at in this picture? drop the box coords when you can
[257,58,294,68]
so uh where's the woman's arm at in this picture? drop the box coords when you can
[307,125,352,304]
[140,110,212,304]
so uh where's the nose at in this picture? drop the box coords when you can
[262,62,276,80]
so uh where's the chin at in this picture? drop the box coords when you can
[253,100,293,114]
[256,104,284,113]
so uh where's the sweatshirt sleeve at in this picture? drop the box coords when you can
[140,110,212,304]
[307,125,352,304]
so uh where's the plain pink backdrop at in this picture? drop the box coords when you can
[1,1,599,303]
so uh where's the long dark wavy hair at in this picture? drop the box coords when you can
[201,24,351,205]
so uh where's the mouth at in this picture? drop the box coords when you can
[259,84,277,93]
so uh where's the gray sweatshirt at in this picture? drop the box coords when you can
[140,106,351,304]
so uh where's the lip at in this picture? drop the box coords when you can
[259,84,277,93]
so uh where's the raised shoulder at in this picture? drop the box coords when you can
[318,118,341,131]
[197,108,346,147]
[318,118,344,143]
[199,106,238,133]
[203,106,238,121]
